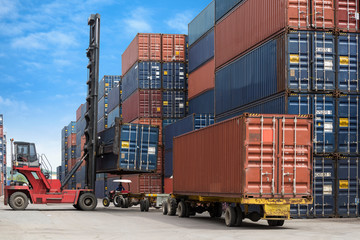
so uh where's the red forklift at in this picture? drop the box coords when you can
[4,13,101,211]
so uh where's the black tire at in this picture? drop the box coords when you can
[124,198,129,208]
[167,198,177,216]
[73,204,80,210]
[9,192,29,210]
[235,206,243,226]
[144,199,150,212]
[224,206,236,227]
[277,220,285,226]
[78,192,97,211]
[162,201,168,215]
[177,201,187,218]
[113,195,122,207]
[140,199,145,212]
[102,197,110,207]
[267,220,279,226]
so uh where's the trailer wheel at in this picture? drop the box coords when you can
[267,220,279,226]
[144,199,150,212]
[235,206,243,226]
[224,206,236,227]
[177,201,187,217]
[162,201,168,215]
[102,197,110,207]
[9,192,29,210]
[113,195,122,207]
[78,192,97,211]
[167,198,177,216]
[124,198,129,208]
[140,199,145,212]
[277,220,285,226]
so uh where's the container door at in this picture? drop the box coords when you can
[337,157,359,217]
[278,116,312,198]
[313,157,336,217]
[138,126,158,171]
[287,0,311,29]
[312,0,335,29]
[312,32,336,91]
[119,125,138,170]
[336,0,360,32]
[287,32,312,91]
[337,33,359,93]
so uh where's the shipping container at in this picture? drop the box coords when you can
[97,117,105,133]
[215,31,336,116]
[66,122,76,136]
[108,84,121,112]
[164,177,173,194]
[97,96,107,121]
[96,123,159,173]
[162,90,187,118]
[67,133,76,148]
[76,104,84,122]
[216,92,336,154]
[95,179,105,198]
[162,62,187,90]
[337,33,360,93]
[335,0,360,32]
[162,119,178,129]
[61,127,68,150]
[173,114,313,198]
[122,34,162,75]
[215,0,335,69]
[107,174,162,194]
[99,75,120,99]
[0,114,3,125]
[131,118,163,145]
[188,88,214,114]
[188,59,215,100]
[122,90,162,123]
[122,62,161,101]
[188,29,214,73]
[162,34,187,62]
[215,0,243,22]
[108,106,121,128]
[188,1,215,46]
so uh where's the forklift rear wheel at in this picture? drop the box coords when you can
[78,192,97,211]
[9,192,29,210]
[113,195,122,207]
[102,197,110,207]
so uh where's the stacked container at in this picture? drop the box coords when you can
[188,1,215,115]
[0,114,5,196]
[60,126,68,188]
[121,33,188,192]
[107,82,122,128]
[97,75,121,132]
[212,0,360,218]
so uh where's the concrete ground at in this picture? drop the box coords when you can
[0,196,359,240]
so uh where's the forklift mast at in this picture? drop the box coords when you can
[84,14,100,190]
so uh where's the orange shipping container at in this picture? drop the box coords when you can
[67,133,76,148]
[173,114,313,199]
[164,177,173,194]
[120,174,162,194]
[162,34,187,62]
[188,59,215,100]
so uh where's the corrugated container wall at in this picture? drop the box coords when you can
[108,84,121,112]
[215,0,243,22]
[189,89,214,115]
[162,62,187,90]
[162,34,187,62]
[188,59,215,100]
[188,29,214,73]
[188,1,215,46]
[162,90,187,118]
[173,114,313,198]
[336,0,360,32]
[215,0,336,69]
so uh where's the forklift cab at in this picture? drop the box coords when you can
[14,142,40,168]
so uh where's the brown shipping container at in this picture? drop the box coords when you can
[76,104,83,122]
[164,177,173,194]
[173,114,313,198]
[122,33,162,75]
[131,118,163,145]
[67,133,76,148]
[188,58,215,100]
[122,90,162,123]
[215,0,335,69]
[0,126,3,137]
[121,174,162,193]
[335,0,360,32]
[162,34,187,62]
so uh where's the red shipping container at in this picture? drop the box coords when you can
[67,133,76,148]
[335,0,360,32]
[122,90,162,123]
[76,104,83,122]
[130,118,163,145]
[164,177,173,194]
[121,174,162,194]
[122,33,162,75]
[215,0,335,69]
[162,34,187,62]
[188,58,215,100]
[173,114,313,199]
[80,135,86,157]
[0,126,3,137]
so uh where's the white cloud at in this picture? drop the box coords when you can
[123,7,153,35]
[0,0,19,20]
[166,12,193,33]
[0,96,28,111]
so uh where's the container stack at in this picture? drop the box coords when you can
[107,82,122,128]
[56,166,62,181]
[97,75,121,132]
[74,103,87,188]
[0,114,5,196]
[60,126,68,187]
[62,121,77,189]
[187,1,215,115]
[118,33,188,193]
[212,0,360,218]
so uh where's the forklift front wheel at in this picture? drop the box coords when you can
[9,192,29,210]
[103,197,110,207]
[78,192,97,211]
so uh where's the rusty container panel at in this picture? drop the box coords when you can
[335,0,360,32]
[122,33,162,75]
[120,174,162,193]
[188,59,215,100]
[162,34,187,62]
[67,133,76,148]
[76,104,83,122]
[164,177,173,194]
[215,0,335,69]
[173,114,313,199]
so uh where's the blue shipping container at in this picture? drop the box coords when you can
[97,117,105,133]
[108,84,121,112]
[189,88,214,115]
[66,122,76,136]
[162,91,187,118]
[122,62,161,101]
[188,1,214,46]
[61,126,68,150]
[162,62,187,90]
[337,33,360,93]
[337,95,360,154]
[98,75,120,99]
[97,96,106,121]
[216,92,336,154]
[107,106,120,128]
[215,0,243,22]
[188,29,214,73]
[215,31,336,116]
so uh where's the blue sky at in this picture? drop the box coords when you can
[0,0,211,168]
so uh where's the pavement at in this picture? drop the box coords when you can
[0,196,359,240]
